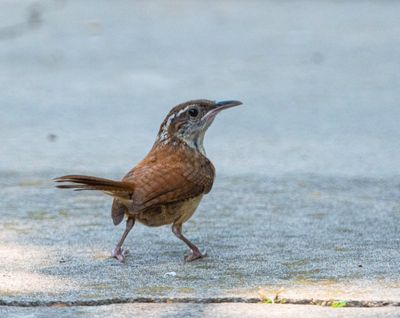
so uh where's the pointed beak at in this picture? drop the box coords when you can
[202,100,243,121]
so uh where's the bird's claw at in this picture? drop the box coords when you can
[112,247,129,263]
[184,249,207,262]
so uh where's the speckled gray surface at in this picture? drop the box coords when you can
[2,304,400,318]
[0,0,399,316]
[0,173,399,303]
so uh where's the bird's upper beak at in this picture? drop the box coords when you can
[202,100,243,121]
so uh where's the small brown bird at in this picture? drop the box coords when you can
[55,99,242,262]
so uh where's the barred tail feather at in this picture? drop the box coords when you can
[54,175,133,199]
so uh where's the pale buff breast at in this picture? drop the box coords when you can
[135,195,203,227]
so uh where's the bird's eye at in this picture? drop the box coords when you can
[188,108,199,117]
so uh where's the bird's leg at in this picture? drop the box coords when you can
[172,223,206,262]
[112,217,135,262]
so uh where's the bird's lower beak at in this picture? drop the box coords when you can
[202,100,243,121]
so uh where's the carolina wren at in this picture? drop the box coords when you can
[55,99,242,262]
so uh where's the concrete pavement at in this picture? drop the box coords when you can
[0,0,399,316]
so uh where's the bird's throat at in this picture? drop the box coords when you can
[179,131,206,156]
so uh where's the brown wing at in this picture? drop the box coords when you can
[123,145,215,212]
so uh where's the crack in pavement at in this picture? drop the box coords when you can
[1,298,399,308]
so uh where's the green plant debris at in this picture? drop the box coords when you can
[331,300,347,308]
[258,288,285,304]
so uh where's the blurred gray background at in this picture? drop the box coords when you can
[1,0,399,178]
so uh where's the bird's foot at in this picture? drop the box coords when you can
[184,249,207,262]
[112,247,129,262]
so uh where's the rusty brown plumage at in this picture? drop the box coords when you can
[124,143,214,212]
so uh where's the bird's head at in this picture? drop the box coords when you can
[156,99,242,155]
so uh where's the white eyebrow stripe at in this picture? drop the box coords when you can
[176,105,191,117]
